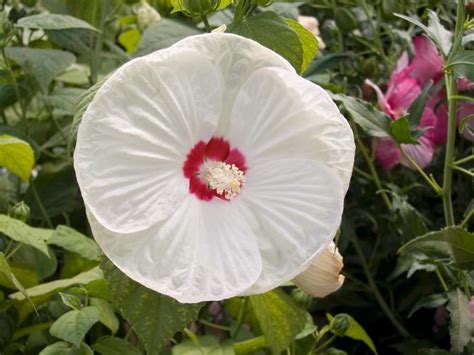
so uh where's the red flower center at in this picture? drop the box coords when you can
[182,137,247,201]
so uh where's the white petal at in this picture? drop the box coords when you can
[239,158,345,295]
[88,196,262,303]
[75,47,223,233]
[172,33,295,135]
[228,67,355,192]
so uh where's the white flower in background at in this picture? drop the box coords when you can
[134,0,161,31]
[298,15,326,49]
[74,33,354,303]
[294,242,345,298]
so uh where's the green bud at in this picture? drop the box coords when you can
[360,57,379,78]
[8,201,30,223]
[330,313,351,336]
[291,287,313,309]
[334,8,358,33]
[179,0,220,16]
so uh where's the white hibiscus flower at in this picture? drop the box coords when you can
[74,33,355,303]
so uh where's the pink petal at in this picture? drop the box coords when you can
[387,70,421,118]
[400,136,435,169]
[458,78,474,92]
[364,79,393,116]
[395,51,409,73]
[410,36,444,86]
[433,103,448,145]
[183,141,206,178]
[375,137,401,170]
[225,148,247,172]
[189,175,214,201]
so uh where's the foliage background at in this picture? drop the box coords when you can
[0,0,473,354]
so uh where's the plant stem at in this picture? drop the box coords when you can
[352,235,410,338]
[13,321,54,340]
[314,334,337,352]
[453,155,474,165]
[359,0,388,64]
[234,336,266,354]
[442,73,457,226]
[435,268,448,292]
[201,15,212,32]
[399,147,442,195]
[199,319,231,331]
[451,165,474,177]
[232,297,248,338]
[352,122,393,210]
[30,180,53,229]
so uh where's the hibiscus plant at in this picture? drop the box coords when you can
[0,0,473,354]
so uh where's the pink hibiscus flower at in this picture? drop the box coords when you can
[365,36,443,170]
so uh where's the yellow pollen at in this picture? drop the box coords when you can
[204,161,245,200]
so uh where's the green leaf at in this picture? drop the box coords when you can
[90,298,119,334]
[5,48,76,92]
[398,227,474,269]
[170,0,232,13]
[16,14,98,31]
[134,19,201,57]
[448,49,474,82]
[118,28,141,54]
[11,244,57,281]
[59,292,82,310]
[48,226,101,261]
[172,336,234,355]
[327,314,377,354]
[447,288,472,354]
[408,293,447,318]
[0,214,51,256]
[388,250,437,280]
[0,135,34,181]
[0,252,29,301]
[392,194,428,242]
[249,289,307,354]
[227,11,313,74]
[102,260,204,355]
[43,88,85,117]
[334,95,391,137]
[9,266,103,301]
[286,19,318,74]
[0,262,38,289]
[50,306,100,347]
[93,336,142,355]
[407,80,433,127]
[40,341,93,355]
[390,117,417,144]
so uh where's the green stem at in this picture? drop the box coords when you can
[451,165,474,177]
[30,180,54,229]
[461,209,473,228]
[5,242,23,260]
[453,155,474,165]
[435,267,448,292]
[12,321,54,340]
[201,14,212,32]
[442,72,457,226]
[352,235,410,338]
[314,334,337,353]
[199,319,231,331]
[352,122,393,211]
[233,336,266,354]
[359,0,388,63]
[399,147,442,195]
[232,297,248,338]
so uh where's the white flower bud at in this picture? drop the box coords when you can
[135,0,161,31]
[293,242,344,298]
[297,15,326,49]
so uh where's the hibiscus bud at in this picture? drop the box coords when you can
[135,0,161,30]
[291,288,313,309]
[8,201,30,223]
[293,242,345,298]
[330,313,351,336]
[179,0,220,16]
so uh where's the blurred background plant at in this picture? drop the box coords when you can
[0,0,473,354]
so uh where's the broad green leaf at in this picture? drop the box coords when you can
[11,244,58,280]
[327,314,377,354]
[16,14,98,31]
[40,341,93,355]
[398,227,474,269]
[448,49,474,82]
[93,336,142,355]
[0,135,34,181]
[48,225,101,261]
[390,117,417,144]
[172,336,234,355]
[118,28,141,54]
[5,47,76,92]
[392,194,428,242]
[227,11,312,74]
[70,279,112,302]
[295,313,318,340]
[334,95,391,137]
[102,260,204,355]
[90,297,119,334]
[43,88,85,117]
[0,214,51,256]
[46,29,94,54]
[408,293,447,318]
[407,80,433,127]
[0,262,38,289]
[170,0,232,13]
[286,19,318,74]
[447,288,472,353]
[0,84,21,111]
[0,252,29,300]
[134,19,201,57]
[50,306,100,347]
[9,266,103,301]
[249,289,307,354]
[388,250,436,280]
